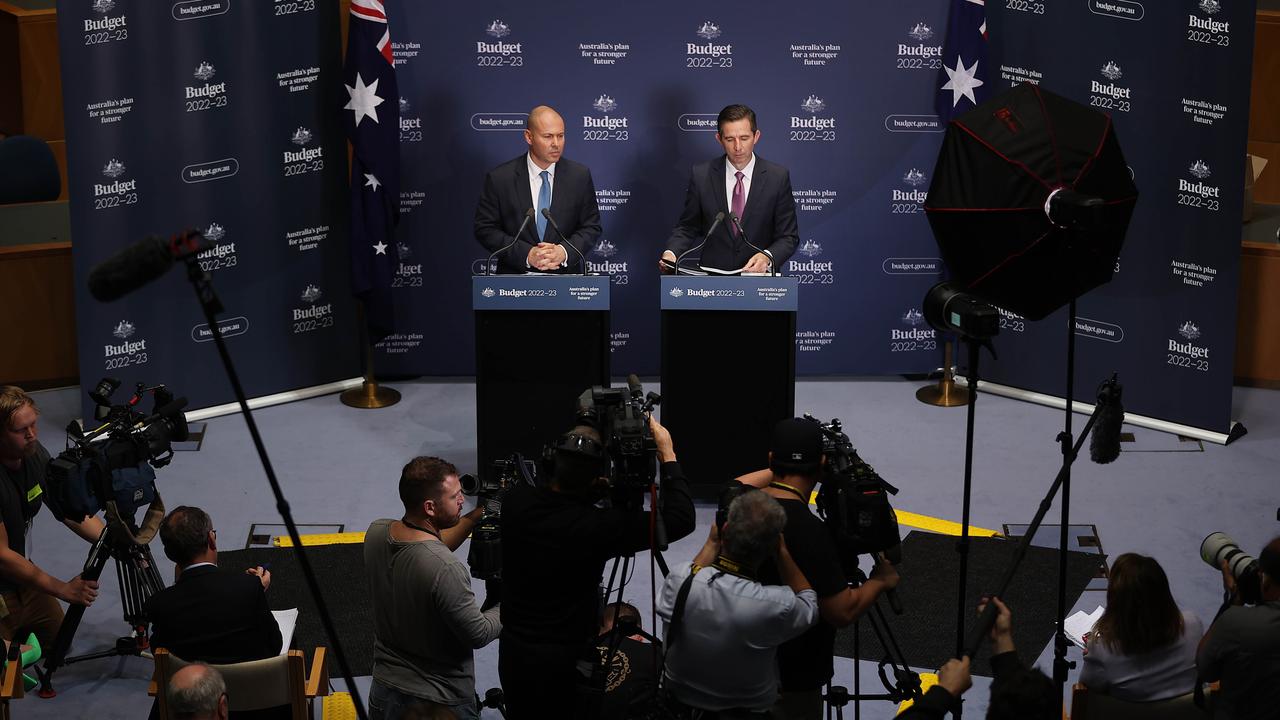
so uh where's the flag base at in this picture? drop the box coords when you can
[340,380,401,409]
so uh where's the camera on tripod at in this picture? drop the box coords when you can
[462,455,537,581]
[46,378,188,529]
[574,375,661,490]
[805,415,904,576]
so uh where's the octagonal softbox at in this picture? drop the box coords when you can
[924,82,1138,321]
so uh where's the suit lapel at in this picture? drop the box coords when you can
[513,155,532,215]
[710,155,730,218]
[741,157,768,227]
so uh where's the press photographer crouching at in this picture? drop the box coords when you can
[736,418,901,719]
[658,488,819,718]
[0,386,104,650]
[498,410,696,718]
[1197,534,1280,720]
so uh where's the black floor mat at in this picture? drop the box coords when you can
[833,531,1102,677]
[221,543,373,676]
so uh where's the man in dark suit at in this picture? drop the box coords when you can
[474,105,602,274]
[662,104,800,274]
[145,506,281,665]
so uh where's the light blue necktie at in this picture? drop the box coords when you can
[536,170,550,240]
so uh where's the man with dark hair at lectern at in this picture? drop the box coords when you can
[660,103,800,275]
[474,105,603,274]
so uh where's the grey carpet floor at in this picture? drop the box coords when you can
[16,377,1279,718]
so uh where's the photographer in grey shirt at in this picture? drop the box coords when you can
[365,456,500,720]
[657,489,818,715]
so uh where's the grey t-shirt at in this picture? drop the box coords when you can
[1198,600,1280,720]
[364,519,501,704]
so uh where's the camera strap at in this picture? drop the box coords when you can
[769,481,808,503]
[665,565,700,651]
[401,518,442,541]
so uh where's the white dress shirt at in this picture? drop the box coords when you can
[527,153,555,212]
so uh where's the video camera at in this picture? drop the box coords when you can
[806,415,904,576]
[572,375,661,490]
[46,378,188,540]
[461,454,537,581]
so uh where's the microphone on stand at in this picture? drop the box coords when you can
[1090,374,1125,464]
[88,230,209,302]
[540,208,588,275]
[486,208,536,276]
[729,213,775,277]
[675,212,725,275]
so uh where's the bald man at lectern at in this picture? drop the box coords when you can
[661,104,799,275]
[474,106,603,274]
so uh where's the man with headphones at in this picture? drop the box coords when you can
[497,416,696,718]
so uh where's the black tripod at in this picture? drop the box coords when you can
[38,523,165,696]
[827,567,921,720]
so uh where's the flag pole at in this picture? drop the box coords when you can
[341,300,401,408]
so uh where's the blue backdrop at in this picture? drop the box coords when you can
[59,0,357,419]
[977,1,1255,437]
[380,0,952,377]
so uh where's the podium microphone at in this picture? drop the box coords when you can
[540,208,588,275]
[88,230,208,302]
[1090,374,1125,464]
[729,213,775,277]
[486,208,536,276]
[676,211,724,274]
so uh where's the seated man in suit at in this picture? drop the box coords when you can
[661,104,800,274]
[474,105,602,274]
[146,506,281,664]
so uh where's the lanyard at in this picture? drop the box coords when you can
[401,518,441,541]
[769,481,808,502]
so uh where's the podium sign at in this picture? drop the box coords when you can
[660,276,799,312]
[472,275,610,310]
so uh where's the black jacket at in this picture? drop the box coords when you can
[145,564,282,665]
[474,154,603,274]
[667,154,800,271]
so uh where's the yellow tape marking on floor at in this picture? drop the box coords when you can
[805,491,1000,537]
[273,531,366,547]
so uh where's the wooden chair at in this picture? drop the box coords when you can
[1070,682,1210,719]
[1,641,23,720]
[150,647,329,720]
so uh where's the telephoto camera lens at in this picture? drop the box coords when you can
[1201,531,1262,604]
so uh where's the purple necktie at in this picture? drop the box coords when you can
[731,171,745,237]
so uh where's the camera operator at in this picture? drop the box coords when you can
[735,418,899,719]
[497,416,696,718]
[1197,536,1280,720]
[0,386,104,650]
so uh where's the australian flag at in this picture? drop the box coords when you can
[935,0,989,122]
[343,0,400,342]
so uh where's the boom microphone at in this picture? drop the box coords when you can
[486,208,536,275]
[87,230,207,302]
[1089,374,1124,464]
[540,208,587,274]
[675,211,724,274]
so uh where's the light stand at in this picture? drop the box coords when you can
[176,253,369,720]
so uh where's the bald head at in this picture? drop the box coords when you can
[167,663,227,720]
[524,105,565,168]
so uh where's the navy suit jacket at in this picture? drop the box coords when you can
[145,564,282,665]
[667,155,800,271]
[474,154,602,274]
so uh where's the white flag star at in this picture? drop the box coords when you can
[373,241,388,255]
[941,56,985,108]
[364,173,381,191]
[345,72,385,127]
